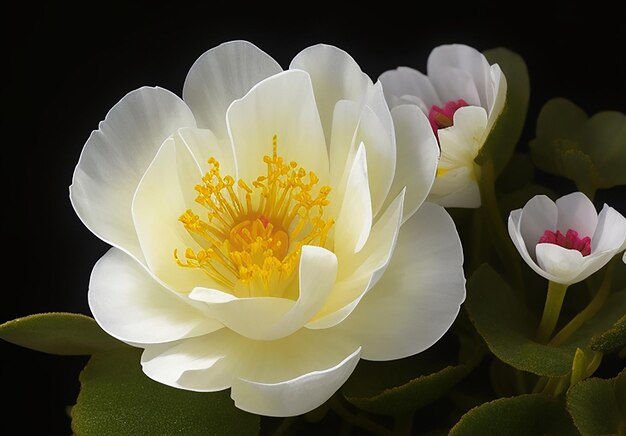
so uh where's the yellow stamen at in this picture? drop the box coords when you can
[175,135,333,298]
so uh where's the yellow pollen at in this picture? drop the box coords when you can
[175,135,334,298]
[436,167,449,178]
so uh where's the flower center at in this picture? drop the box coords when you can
[538,228,591,256]
[428,99,469,138]
[175,135,334,298]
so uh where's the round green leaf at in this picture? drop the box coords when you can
[530,98,626,192]
[449,394,578,436]
[476,48,530,177]
[566,368,626,435]
[71,348,260,436]
[466,264,626,376]
[0,312,127,355]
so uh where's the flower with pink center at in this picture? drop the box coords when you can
[380,44,507,208]
[508,192,626,285]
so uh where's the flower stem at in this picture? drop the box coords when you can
[478,158,524,292]
[549,258,616,346]
[536,281,569,343]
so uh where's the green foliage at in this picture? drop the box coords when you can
[530,98,626,196]
[449,394,578,435]
[566,369,626,435]
[590,314,626,354]
[71,348,260,436]
[466,264,626,376]
[0,312,127,355]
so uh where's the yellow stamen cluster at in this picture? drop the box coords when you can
[175,135,333,298]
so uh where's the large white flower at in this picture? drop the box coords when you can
[380,44,507,208]
[508,192,626,285]
[70,41,465,416]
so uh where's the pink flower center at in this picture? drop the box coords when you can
[538,228,591,256]
[428,99,469,138]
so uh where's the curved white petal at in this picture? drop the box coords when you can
[70,87,196,262]
[430,68,481,107]
[141,327,361,416]
[334,143,372,256]
[290,44,371,144]
[307,189,405,329]
[188,246,338,340]
[519,195,558,257]
[592,204,626,253]
[335,202,465,360]
[430,170,481,208]
[427,44,492,109]
[89,248,221,345]
[177,127,237,177]
[132,131,221,293]
[485,64,507,132]
[232,347,361,417]
[555,192,598,238]
[535,244,585,284]
[379,66,441,110]
[226,70,329,184]
[183,41,282,140]
[383,104,438,222]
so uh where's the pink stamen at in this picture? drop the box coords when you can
[538,228,591,256]
[428,99,469,138]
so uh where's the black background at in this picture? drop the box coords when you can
[2,4,625,434]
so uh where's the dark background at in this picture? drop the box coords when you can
[2,4,625,434]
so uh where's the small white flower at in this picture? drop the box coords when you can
[508,192,626,285]
[380,44,507,208]
[70,41,466,416]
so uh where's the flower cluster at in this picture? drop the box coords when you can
[3,40,626,435]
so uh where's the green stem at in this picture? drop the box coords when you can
[536,281,569,343]
[478,158,524,292]
[549,258,616,346]
[329,395,393,436]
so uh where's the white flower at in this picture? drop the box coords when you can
[508,192,626,285]
[380,44,507,208]
[70,41,466,416]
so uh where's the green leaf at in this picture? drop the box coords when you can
[71,348,260,436]
[590,314,626,354]
[341,318,483,416]
[466,264,626,376]
[566,368,626,435]
[0,312,127,355]
[529,98,626,194]
[477,48,530,177]
[449,394,578,436]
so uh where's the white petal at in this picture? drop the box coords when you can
[535,244,584,284]
[230,329,361,416]
[591,204,626,253]
[555,192,598,238]
[508,209,560,282]
[141,329,236,391]
[188,246,337,340]
[430,170,481,208]
[89,248,221,345]
[379,66,441,109]
[383,104,438,222]
[334,143,372,256]
[226,70,329,183]
[307,189,405,329]
[177,127,237,177]
[70,87,196,262]
[328,100,360,190]
[335,202,465,360]
[141,327,361,417]
[290,44,371,145]
[183,41,282,141]
[132,131,221,293]
[485,64,507,131]
[520,195,558,258]
[427,44,492,108]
